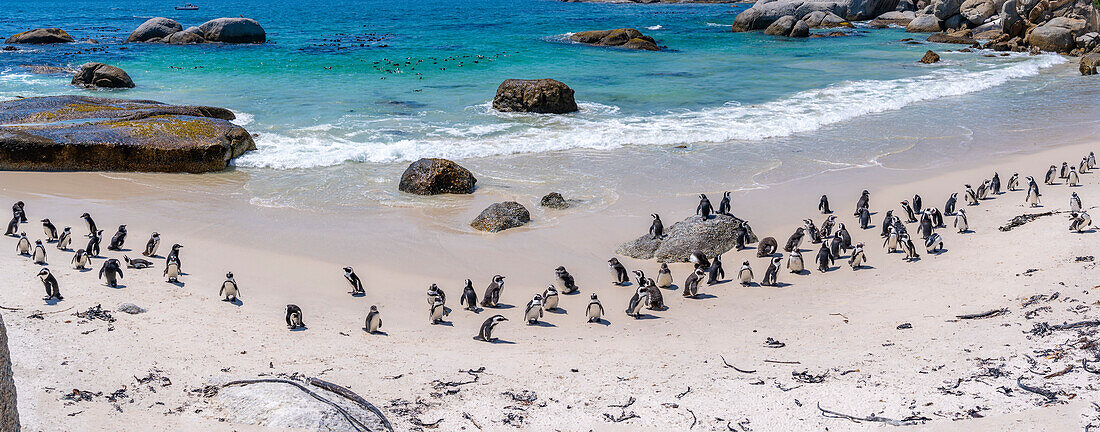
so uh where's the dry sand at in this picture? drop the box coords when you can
[0,141,1099,431]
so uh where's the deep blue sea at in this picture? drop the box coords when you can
[2,0,1097,209]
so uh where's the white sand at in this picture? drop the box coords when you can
[0,142,1099,431]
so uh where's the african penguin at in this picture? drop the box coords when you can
[883,226,899,253]
[757,237,778,257]
[85,230,102,257]
[124,255,152,269]
[858,207,871,230]
[645,278,664,310]
[697,194,713,221]
[718,191,731,215]
[286,305,305,329]
[143,232,161,257]
[98,258,123,287]
[944,193,958,216]
[38,268,61,301]
[854,190,870,216]
[1070,212,1092,232]
[524,294,543,325]
[460,279,479,311]
[32,240,46,264]
[954,209,969,233]
[656,263,673,289]
[784,227,805,253]
[900,234,919,261]
[586,293,604,323]
[912,194,923,213]
[848,243,867,269]
[481,275,506,307]
[554,266,578,294]
[542,285,560,310]
[164,259,181,283]
[12,201,26,223]
[706,254,725,285]
[80,213,97,238]
[475,315,508,341]
[41,219,57,242]
[900,200,916,223]
[608,258,629,285]
[4,216,17,237]
[1071,192,1082,212]
[71,249,90,270]
[649,214,664,239]
[344,267,365,295]
[819,194,831,214]
[1007,173,1019,191]
[964,184,979,206]
[16,233,30,255]
[1068,167,1080,187]
[626,286,648,318]
[787,250,803,273]
[689,251,711,270]
[107,225,126,251]
[430,297,448,324]
[991,173,1001,195]
[166,244,183,270]
[738,260,753,286]
[682,267,704,298]
[426,283,446,306]
[762,256,781,286]
[1045,165,1057,185]
[220,272,240,302]
[925,233,943,253]
[815,242,833,273]
[365,305,382,334]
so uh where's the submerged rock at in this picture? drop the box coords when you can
[0,95,255,173]
[492,79,578,114]
[920,50,942,63]
[163,30,205,45]
[125,17,183,43]
[617,214,756,262]
[471,201,531,232]
[71,63,135,89]
[540,192,570,209]
[398,158,477,195]
[4,28,74,44]
[570,28,661,50]
[198,18,266,44]
[0,313,17,432]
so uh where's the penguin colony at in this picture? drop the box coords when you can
[4,152,1096,342]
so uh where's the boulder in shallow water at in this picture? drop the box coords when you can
[731,0,897,31]
[0,95,255,173]
[906,14,944,32]
[801,10,853,28]
[1081,53,1100,75]
[163,30,205,44]
[570,28,661,50]
[125,17,183,43]
[471,201,531,232]
[0,313,18,432]
[920,50,942,63]
[540,192,570,209]
[4,28,73,44]
[927,30,978,44]
[765,16,810,37]
[617,214,757,262]
[198,17,266,43]
[492,79,578,114]
[398,158,477,195]
[71,63,135,89]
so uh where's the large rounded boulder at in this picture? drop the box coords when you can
[764,16,810,37]
[198,18,266,43]
[570,28,660,50]
[71,63,135,89]
[125,17,183,43]
[470,201,531,232]
[1026,17,1085,53]
[492,79,578,114]
[4,28,74,44]
[906,14,944,32]
[398,158,477,195]
[617,214,758,262]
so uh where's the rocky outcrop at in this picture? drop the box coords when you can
[163,30,205,44]
[0,313,17,432]
[927,29,979,43]
[616,214,757,262]
[71,63,135,89]
[765,16,812,36]
[398,158,477,195]
[801,10,854,27]
[125,17,183,42]
[1025,17,1085,52]
[492,79,578,114]
[1081,53,1100,75]
[960,0,1001,24]
[471,201,531,232]
[731,0,900,31]
[540,192,570,209]
[0,95,255,173]
[906,14,945,31]
[570,28,661,50]
[870,10,917,26]
[920,50,942,62]
[197,18,266,43]
[4,28,73,44]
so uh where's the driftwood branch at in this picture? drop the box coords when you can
[764,359,801,365]
[955,309,1009,320]
[308,377,394,432]
[1016,376,1058,402]
[604,397,639,423]
[462,411,482,430]
[1083,360,1100,375]
[686,407,697,429]
[720,356,756,373]
[817,402,929,426]
[222,379,375,432]
[1052,320,1100,331]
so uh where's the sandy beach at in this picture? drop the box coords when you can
[0,137,1097,431]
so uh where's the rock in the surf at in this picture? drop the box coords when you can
[71,63,135,89]
[1080,53,1100,75]
[570,28,661,50]
[398,158,477,195]
[0,95,255,173]
[927,30,978,44]
[920,50,942,63]
[198,18,266,43]
[4,28,74,44]
[540,192,570,209]
[906,14,944,32]
[471,201,531,232]
[163,29,206,45]
[125,17,184,43]
[765,16,811,37]
[492,79,578,114]
[617,213,756,262]
[731,0,898,31]
[1026,17,1084,53]
[0,313,17,432]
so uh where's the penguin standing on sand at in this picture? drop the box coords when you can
[38,268,61,301]
[656,263,673,289]
[5,215,18,237]
[784,227,804,252]
[836,223,852,250]
[343,267,365,295]
[697,194,713,221]
[71,249,90,270]
[627,286,649,318]
[816,242,833,273]
[586,294,604,323]
[286,305,304,329]
[689,251,711,270]
[123,255,152,269]
[900,234,920,261]
[819,194,831,214]
[481,275,505,307]
[1026,177,1041,207]
[98,258,123,287]
[57,227,71,250]
[108,225,126,251]
[166,244,183,270]
[918,212,933,239]
[164,259,181,283]
[32,240,46,264]
[706,254,725,284]
[925,233,944,253]
[41,219,57,242]
[884,226,899,253]
[821,215,837,238]
[738,260,753,286]
[1061,162,1070,179]
[645,277,664,309]
[854,190,870,216]
[430,297,448,324]
[554,266,578,294]
[912,194,923,213]
[143,232,160,257]
[964,185,979,206]
[475,315,507,341]
[426,283,446,306]
[364,305,382,333]
[12,201,26,223]
[901,200,917,223]
[608,258,629,285]
[524,294,543,325]
[1070,212,1092,232]
[220,272,240,302]
[1068,167,1080,187]
[1089,152,1097,169]
[787,250,804,273]
[1071,192,1082,212]
[848,243,867,269]
[991,173,1001,195]
[460,279,478,311]
[86,230,102,257]
[880,211,895,238]
[944,193,958,215]
[762,256,781,286]
[804,219,821,243]
[16,233,30,255]
[829,234,844,259]
[649,214,664,239]
[1082,158,1090,174]
[1045,165,1057,185]
[929,207,945,228]
[542,285,560,310]
[682,268,704,298]
[977,180,989,200]
[954,209,969,233]
[1008,173,1019,191]
[718,191,732,215]
[858,207,871,230]
[80,213,97,238]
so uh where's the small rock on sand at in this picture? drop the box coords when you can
[398,158,477,195]
[471,201,531,232]
[540,192,570,209]
[117,303,146,314]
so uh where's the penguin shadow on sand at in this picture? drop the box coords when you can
[690,293,719,300]
[489,303,515,310]
[349,291,367,298]
[474,336,515,344]
[790,269,811,276]
[43,298,62,306]
[104,282,128,289]
[167,279,186,288]
[544,307,567,315]
[223,298,244,307]
[289,325,308,332]
[363,328,388,336]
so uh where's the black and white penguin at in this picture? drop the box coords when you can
[1090,152,1097,169]
[166,244,183,270]
[821,215,837,238]
[164,259,181,283]
[696,194,713,221]
[98,258,124,287]
[543,285,560,310]
[718,191,732,215]
[848,243,867,269]
[883,225,899,253]
[220,272,240,302]
[964,184,979,206]
[554,266,578,294]
[31,239,46,264]
[706,254,725,285]
[1082,158,1090,174]
[656,263,673,289]
[828,235,843,259]
[71,249,90,270]
[819,194,832,214]
[426,283,446,306]
[756,237,778,257]
[925,233,944,253]
[836,223,852,249]
[460,279,479,311]
[815,242,833,273]
[991,173,1001,195]
[944,193,958,215]
[1071,192,1083,212]
[784,227,805,253]
[365,305,382,334]
[918,212,933,239]
[286,304,305,329]
[41,219,57,242]
[16,233,30,255]
[123,255,152,269]
[929,207,945,228]
[586,293,604,323]
[1060,162,1070,179]
[854,190,870,216]
[55,226,72,250]
[107,225,126,251]
[804,219,822,244]
[1068,167,1080,187]
[682,267,704,298]
[608,258,629,285]
[787,250,804,273]
[524,294,543,325]
[645,277,664,309]
[954,209,969,233]
[85,230,102,257]
[626,286,648,318]
[880,211,895,238]
[649,214,664,239]
[1045,165,1057,185]
[912,194,923,213]
[900,234,920,261]
[976,180,989,200]
[143,232,161,257]
[12,201,26,223]
[475,315,508,341]
[1070,211,1092,232]
[689,251,711,270]
[762,256,781,286]
[80,213,97,238]
[858,207,871,230]
[38,268,61,301]
[1026,178,1041,207]
[900,200,916,223]
[4,215,17,237]
[738,260,753,286]
[631,269,647,288]
[481,275,505,307]
[430,297,448,324]
[343,267,365,295]
[1007,173,1019,191]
